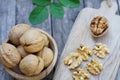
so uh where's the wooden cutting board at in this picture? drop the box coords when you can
[53,1,120,80]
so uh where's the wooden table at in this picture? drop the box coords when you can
[0,0,120,80]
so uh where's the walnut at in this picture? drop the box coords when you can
[93,43,110,58]
[77,44,92,60]
[37,47,54,67]
[40,33,49,46]
[19,54,44,76]
[20,28,45,53]
[87,59,103,75]
[72,68,90,80]
[0,43,21,68]
[90,16,108,37]
[64,53,82,69]
[9,24,31,45]
[17,46,29,58]
[34,28,49,46]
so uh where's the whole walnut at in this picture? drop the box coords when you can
[34,28,49,46]
[20,28,45,53]
[9,24,31,45]
[17,46,29,58]
[0,43,21,68]
[40,33,49,46]
[19,54,44,76]
[37,47,54,67]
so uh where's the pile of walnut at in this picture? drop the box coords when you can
[64,43,110,80]
[0,24,54,76]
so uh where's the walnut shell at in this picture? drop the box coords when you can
[90,16,108,37]
[37,47,54,67]
[40,33,49,46]
[17,46,29,58]
[0,43,21,68]
[19,54,44,76]
[34,28,49,46]
[9,24,31,45]
[20,28,45,53]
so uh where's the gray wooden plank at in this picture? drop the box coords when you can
[16,0,51,34]
[0,0,16,43]
[116,68,120,80]
[0,0,16,80]
[117,0,120,14]
[84,0,102,8]
[115,0,120,80]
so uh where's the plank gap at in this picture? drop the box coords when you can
[117,0,120,14]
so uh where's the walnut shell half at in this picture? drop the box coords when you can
[19,54,44,76]
[0,43,21,68]
[90,16,108,37]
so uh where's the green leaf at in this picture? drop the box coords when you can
[29,6,48,24]
[32,0,50,6]
[50,3,64,19]
[60,0,80,8]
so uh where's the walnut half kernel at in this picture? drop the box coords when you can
[93,43,110,58]
[73,68,90,80]
[90,16,108,37]
[77,44,92,61]
[64,53,82,70]
[87,59,103,75]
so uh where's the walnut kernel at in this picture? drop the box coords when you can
[87,59,103,75]
[77,44,92,60]
[93,43,110,58]
[72,68,90,80]
[64,53,82,69]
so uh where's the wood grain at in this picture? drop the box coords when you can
[115,1,120,80]
[84,0,102,8]
[117,0,120,14]
[0,0,16,80]
[53,1,120,80]
[0,0,16,44]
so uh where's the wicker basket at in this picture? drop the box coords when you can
[4,29,58,80]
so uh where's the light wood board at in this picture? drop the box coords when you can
[53,1,120,80]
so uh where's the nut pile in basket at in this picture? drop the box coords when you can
[0,24,54,76]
